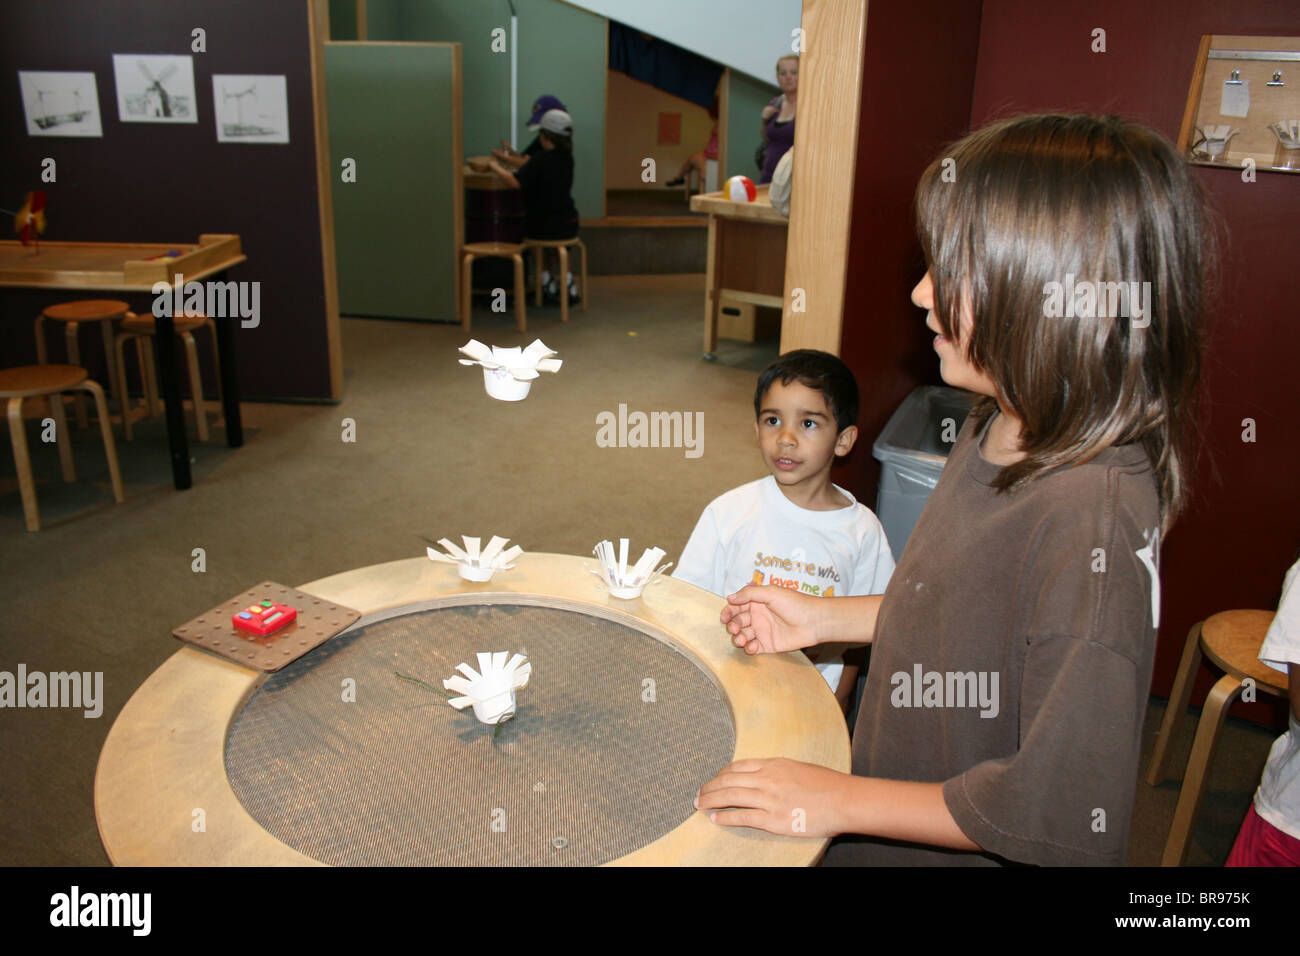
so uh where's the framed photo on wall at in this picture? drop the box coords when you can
[18,71,103,137]
[212,74,290,144]
[112,54,197,123]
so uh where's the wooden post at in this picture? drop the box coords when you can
[780,0,867,356]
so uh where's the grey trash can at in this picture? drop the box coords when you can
[872,386,978,563]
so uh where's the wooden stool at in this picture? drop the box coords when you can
[523,236,587,325]
[460,242,526,333]
[1145,609,1290,866]
[0,365,125,532]
[114,312,221,442]
[34,299,129,429]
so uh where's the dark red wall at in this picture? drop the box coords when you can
[0,0,332,401]
[839,0,983,501]
[842,0,1299,725]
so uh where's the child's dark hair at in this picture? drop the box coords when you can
[915,113,1210,529]
[542,129,573,152]
[754,349,859,432]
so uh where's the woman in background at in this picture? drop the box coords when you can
[758,55,798,184]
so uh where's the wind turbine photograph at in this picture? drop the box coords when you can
[213,74,289,144]
[112,53,196,123]
[18,70,103,137]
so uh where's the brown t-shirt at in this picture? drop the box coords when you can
[824,412,1161,866]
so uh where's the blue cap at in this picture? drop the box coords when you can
[527,95,567,130]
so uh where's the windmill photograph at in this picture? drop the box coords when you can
[112,53,196,123]
[213,74,289,144]
[18,71,103,137]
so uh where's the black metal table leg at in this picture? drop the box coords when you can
[214,314,243,448]
[152,311,192,490]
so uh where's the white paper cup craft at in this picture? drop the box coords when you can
[444,651,531,725]
[458,339,562,401]
[426,535,524,582]
[588,538,673,599]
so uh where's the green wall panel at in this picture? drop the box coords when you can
[370,0,606,221]
[328,0,357,40]
[725,69,779,182]
[326,43,460,320]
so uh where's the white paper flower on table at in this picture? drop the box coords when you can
[589,538,672,600]
[458,339,562,401]
[444,651,531,725]
[426,535,524,582]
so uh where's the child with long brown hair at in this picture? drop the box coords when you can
[695,113,1210,865]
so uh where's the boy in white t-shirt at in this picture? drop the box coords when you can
[674,350,894,710]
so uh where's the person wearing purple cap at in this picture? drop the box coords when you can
[481,108,580,303]
[491,95,567,171]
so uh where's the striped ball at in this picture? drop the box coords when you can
[723,175,757,202]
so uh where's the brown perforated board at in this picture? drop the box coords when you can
[172,581,360,672]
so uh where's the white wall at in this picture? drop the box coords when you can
[566,0,803,83]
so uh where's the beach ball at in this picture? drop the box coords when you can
[723,175,757,202]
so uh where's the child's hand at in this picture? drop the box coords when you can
[695,758,849,838]
[722,585,820,653]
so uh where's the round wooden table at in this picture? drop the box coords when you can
[95,553,850,866]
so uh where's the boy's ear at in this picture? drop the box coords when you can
[834,425,859,457]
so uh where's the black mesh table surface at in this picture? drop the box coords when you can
[225,602,735,866]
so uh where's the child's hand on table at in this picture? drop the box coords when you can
[721,585,822,654]
[695,757,853,838]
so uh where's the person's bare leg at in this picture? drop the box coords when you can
[667,152,706,187]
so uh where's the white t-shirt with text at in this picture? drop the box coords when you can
[673,476,895,691]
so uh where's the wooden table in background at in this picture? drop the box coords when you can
[689,186,789,359]
[0,234,247,490]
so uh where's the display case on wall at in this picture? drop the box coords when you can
[1179,35,1300,175]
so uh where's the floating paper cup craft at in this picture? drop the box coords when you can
[458,339,562,401]
[427,535,524,582]
[1271,121,1300,149]
[1192,125,1240,160]
[444,651,531,725]
[588,538,672,599]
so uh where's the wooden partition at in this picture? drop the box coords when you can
[779,0,868,354]
[324,42,463,321]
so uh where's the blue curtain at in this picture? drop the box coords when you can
[608,21,723,109]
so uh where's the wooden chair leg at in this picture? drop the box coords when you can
[511,254,526,333]
[183,332,209,442]
[558,246,570,324]
[114,333,135,441]
[461,253,474,332]
[98,316,121,423]
[79,380,125,505]
[206,319,224,422]
[1161,673,1243,867]
[1146,621,1205,785]
[579,240,588,312]
[47,392,75,482]
[64,322,89,429]
[7,395,40,532]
